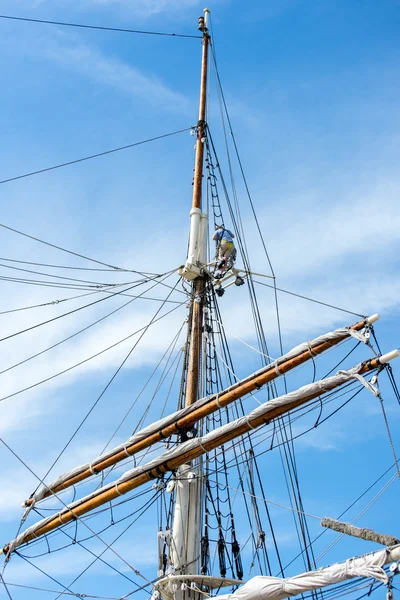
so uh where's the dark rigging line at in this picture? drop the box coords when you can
[209,43,275,277]
[32,275,182,492]
[0,256,134,272]
[13,553,80,599]
[0,127,192,185]
[0,288,104,316]
[50,492,162,599]
[0,573,13,600]
[0,437,152,588]
[254,279,366,318]
[0,288,182,316]
[0,299,185,404]
[1,582,118,599]
[0,274,172,378]
[211,38,338,591]
[0,271,186,297]
[0,221,145,272]
[0,14,202,39]
[0,260,118,286]
[0,272,167,343]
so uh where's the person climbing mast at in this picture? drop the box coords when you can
[213,224,236,279]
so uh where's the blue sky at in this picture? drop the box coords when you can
[0,0,399,598]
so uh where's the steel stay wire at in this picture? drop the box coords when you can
[0,14,202,39]
[0,273,177,379]
[0,127,192,186]
[0,281,152,343]
[0,268,178,344]
[0,256,140,272]
[0,573,13,600]
[254,279,366,319]
[0,260,124,286]
[23,487,155,557]
[0,221,187,295]
[0,296,186,404]
[1,581,120,599]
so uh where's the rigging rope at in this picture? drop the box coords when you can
[0,436,153,592]
[0,127,192,185]
[0,273,166,343]
[0,14,202,39]
[254,280,366,318]
[0,297,185,404]
[0,276,177,378]
[31,275,182,495]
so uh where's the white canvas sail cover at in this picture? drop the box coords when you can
[28,323,371,506]
[5,359,380,556]
[215,546,400,600]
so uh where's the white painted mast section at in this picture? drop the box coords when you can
[216,545,400,600]
[187,207,202,266]
[170,464,203,576]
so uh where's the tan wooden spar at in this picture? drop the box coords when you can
[24,314,378,507]
[4,348,396,557]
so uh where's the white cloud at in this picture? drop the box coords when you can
[45,40,189,111]
[0,21,189,112]
[86,0,200,16]
[3,0,204,19]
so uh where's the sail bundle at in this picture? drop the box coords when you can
[215,545,400,600]
[3,346,395,558]
[24,315,378,507]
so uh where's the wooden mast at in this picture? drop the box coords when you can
[168,11,211,583]
[185,10,210,408]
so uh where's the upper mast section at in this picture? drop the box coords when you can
[179,8,210,281]
[192,8,210,211]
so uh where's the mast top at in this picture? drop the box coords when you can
[198,8,210,33]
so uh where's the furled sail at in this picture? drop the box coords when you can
[3,349,396,558]
[215,545,400,600]
[24,315,379,507]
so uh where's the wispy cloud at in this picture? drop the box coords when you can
[86,0,200,17]
[0,22,189,112]
[45,39,189,111]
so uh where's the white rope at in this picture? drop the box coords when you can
[207,479,323,520]
[212,345,262,405]
[347,327,369,344]
[212,315,276,359]
[114,483,123,496]
[198,439,209,455]
[246,416,256,430]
